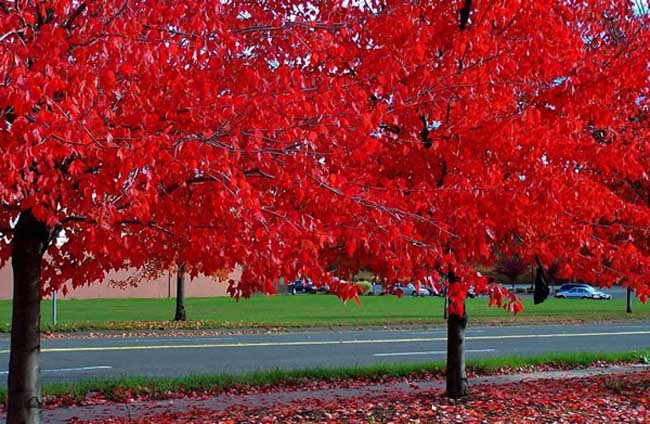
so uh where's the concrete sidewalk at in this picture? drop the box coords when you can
[28,364,650,423]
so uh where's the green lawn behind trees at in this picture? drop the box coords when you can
[0,295,647,332]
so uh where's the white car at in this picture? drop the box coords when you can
[392,283,429,297]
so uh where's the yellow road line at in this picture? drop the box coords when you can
[0,330,649,354]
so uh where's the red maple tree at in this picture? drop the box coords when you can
[2,1,650,422]
[291,0,650,396]
[0,2,360,421]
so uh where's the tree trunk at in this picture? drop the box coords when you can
[7,211,49,424]
[626,287,633,314]
[446,308,468,398]
[174,264,186,321]
[533,260,550,305]
[443,287,448,320]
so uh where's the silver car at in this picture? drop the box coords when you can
[392,283,429,297]
[555,285,612,300]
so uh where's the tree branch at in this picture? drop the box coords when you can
[459,0,472,31]
[242,168,275,179]
[62,216,174,235]
[64,2,87,30]
[0,202,20,211]
[437,160,447,187]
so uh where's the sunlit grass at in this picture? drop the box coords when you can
[0,295,647,332]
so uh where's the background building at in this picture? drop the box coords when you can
[0,265,235,299]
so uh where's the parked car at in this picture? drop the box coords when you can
[371,282,386,295]
[288,278,315,295]
[425,282,475,298]
[419,276,444,297]
[555,285,611,300]
[467,286,477,298]
[288,278,329,295]
[557,282,590,293]
[423,284,442,296]
[392,283,429,297]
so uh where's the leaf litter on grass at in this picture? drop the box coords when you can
[66,369,650,423]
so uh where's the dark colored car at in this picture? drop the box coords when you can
[288,278,316,295]
[288,278,329,295]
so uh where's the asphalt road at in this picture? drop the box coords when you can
[0,322,649,384]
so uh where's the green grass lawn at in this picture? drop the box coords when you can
[0,294,648,332]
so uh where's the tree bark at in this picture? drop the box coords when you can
[443,286,448,319]
[533,258,550,305]
[7,211,49,424]
[626,287,633,314]
[174,264,186,321]
[446,308,468,398]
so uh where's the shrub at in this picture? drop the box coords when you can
[355,281,372,295]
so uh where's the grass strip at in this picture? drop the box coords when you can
[0,296,648,333]
[4,350,646,404]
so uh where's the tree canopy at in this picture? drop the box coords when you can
[1,0,649,312]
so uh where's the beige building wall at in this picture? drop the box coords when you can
[0,265,236,299]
